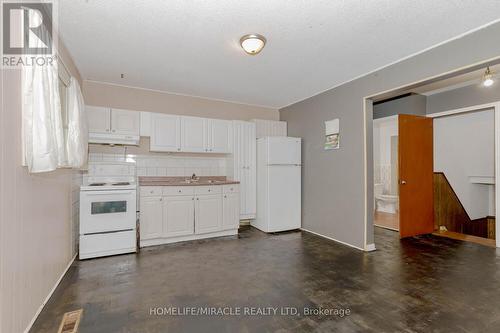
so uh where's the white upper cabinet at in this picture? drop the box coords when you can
[150,113,181,152]
[208,119,232,153]
[87,106,111,134]
[181,116,207,152]
[86,106,140,145]
[110,109,140,136]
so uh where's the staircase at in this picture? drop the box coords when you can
[434,172,495,239]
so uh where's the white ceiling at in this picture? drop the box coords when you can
[59,0,500,108]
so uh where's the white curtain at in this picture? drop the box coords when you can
[66,77,88,169]
[22,48,65,173]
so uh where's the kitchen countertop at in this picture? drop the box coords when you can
[139,176,240,186]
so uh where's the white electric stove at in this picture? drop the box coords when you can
[79,162,137,259]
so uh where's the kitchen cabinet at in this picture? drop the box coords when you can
[232,121,256,219]
[195,194,223,234]
[149,114,231,153]
[208,119,232,153]
[86,106,140,145]
[150,113,181,152]
[139,183,239,247]
[181,116,207,152]
[87,106,111,134]
[223,191,240,230]
[140,197,163,240]
[111,109,141,135]
[163,195,195,237]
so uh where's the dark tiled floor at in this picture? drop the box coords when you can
[31,227,500,333]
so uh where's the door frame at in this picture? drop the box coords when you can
[427,102,500,247]
[365,100,500,249]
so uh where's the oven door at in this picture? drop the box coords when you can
[80,190,137,234]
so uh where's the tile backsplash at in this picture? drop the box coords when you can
[88,153,227,178]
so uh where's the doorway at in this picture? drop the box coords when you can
[367,62,500,248]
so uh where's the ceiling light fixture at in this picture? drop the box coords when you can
[482,67,494,87]
[240,34,266,55]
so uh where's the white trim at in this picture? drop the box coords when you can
[365,243,376,252]
[301,228,366,251]
[420,79,480,96]
[23,254,77,333]
[83,80,278,111]
[495,103,500,248]
[426,102,498,118]
[280,18,500,109]
[373,114,398,124]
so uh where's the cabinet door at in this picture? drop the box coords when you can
[111,109,140,136]
[140,197,163,240]
[209,119,231,153]
[163,196,195,237]
[246,123,257,217]
[86,106,111,134]
[150,113,181,152]
[181,116,207,152]
[195,194,222,234]
[222,192,240,230]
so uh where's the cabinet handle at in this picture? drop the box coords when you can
[208,189,211,192]
[192,197,194,200]
[112,129,116,133]
[160,198,163,201]
[177,148,181,151]
[178,190,181,193]
[224,195,227,198]
[197,198,199,200]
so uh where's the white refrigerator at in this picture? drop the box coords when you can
[253,137,301,232]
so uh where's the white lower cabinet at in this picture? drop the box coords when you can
[140,184,239,247]
[163,196,195,237]
[223,192,240,230]
[195,194,222,234]
[140,197,163,240]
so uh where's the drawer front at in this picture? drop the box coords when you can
[194,186,222,195]
[223,184,239,194]
[163,186,195,196]
[140,186,162,197]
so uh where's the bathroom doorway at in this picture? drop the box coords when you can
[373,115,400,231]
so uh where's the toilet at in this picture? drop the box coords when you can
[374,183,399,214]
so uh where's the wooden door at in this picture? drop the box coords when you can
[398,114,434,238]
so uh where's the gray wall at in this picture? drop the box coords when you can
[373,94,427,119]
[427,83,500,114]
[279,22,500,250]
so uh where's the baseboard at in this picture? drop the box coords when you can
[365,243,376,252]
[239,220,251,226]
[23,253,77,333]
[301,228,366,251]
